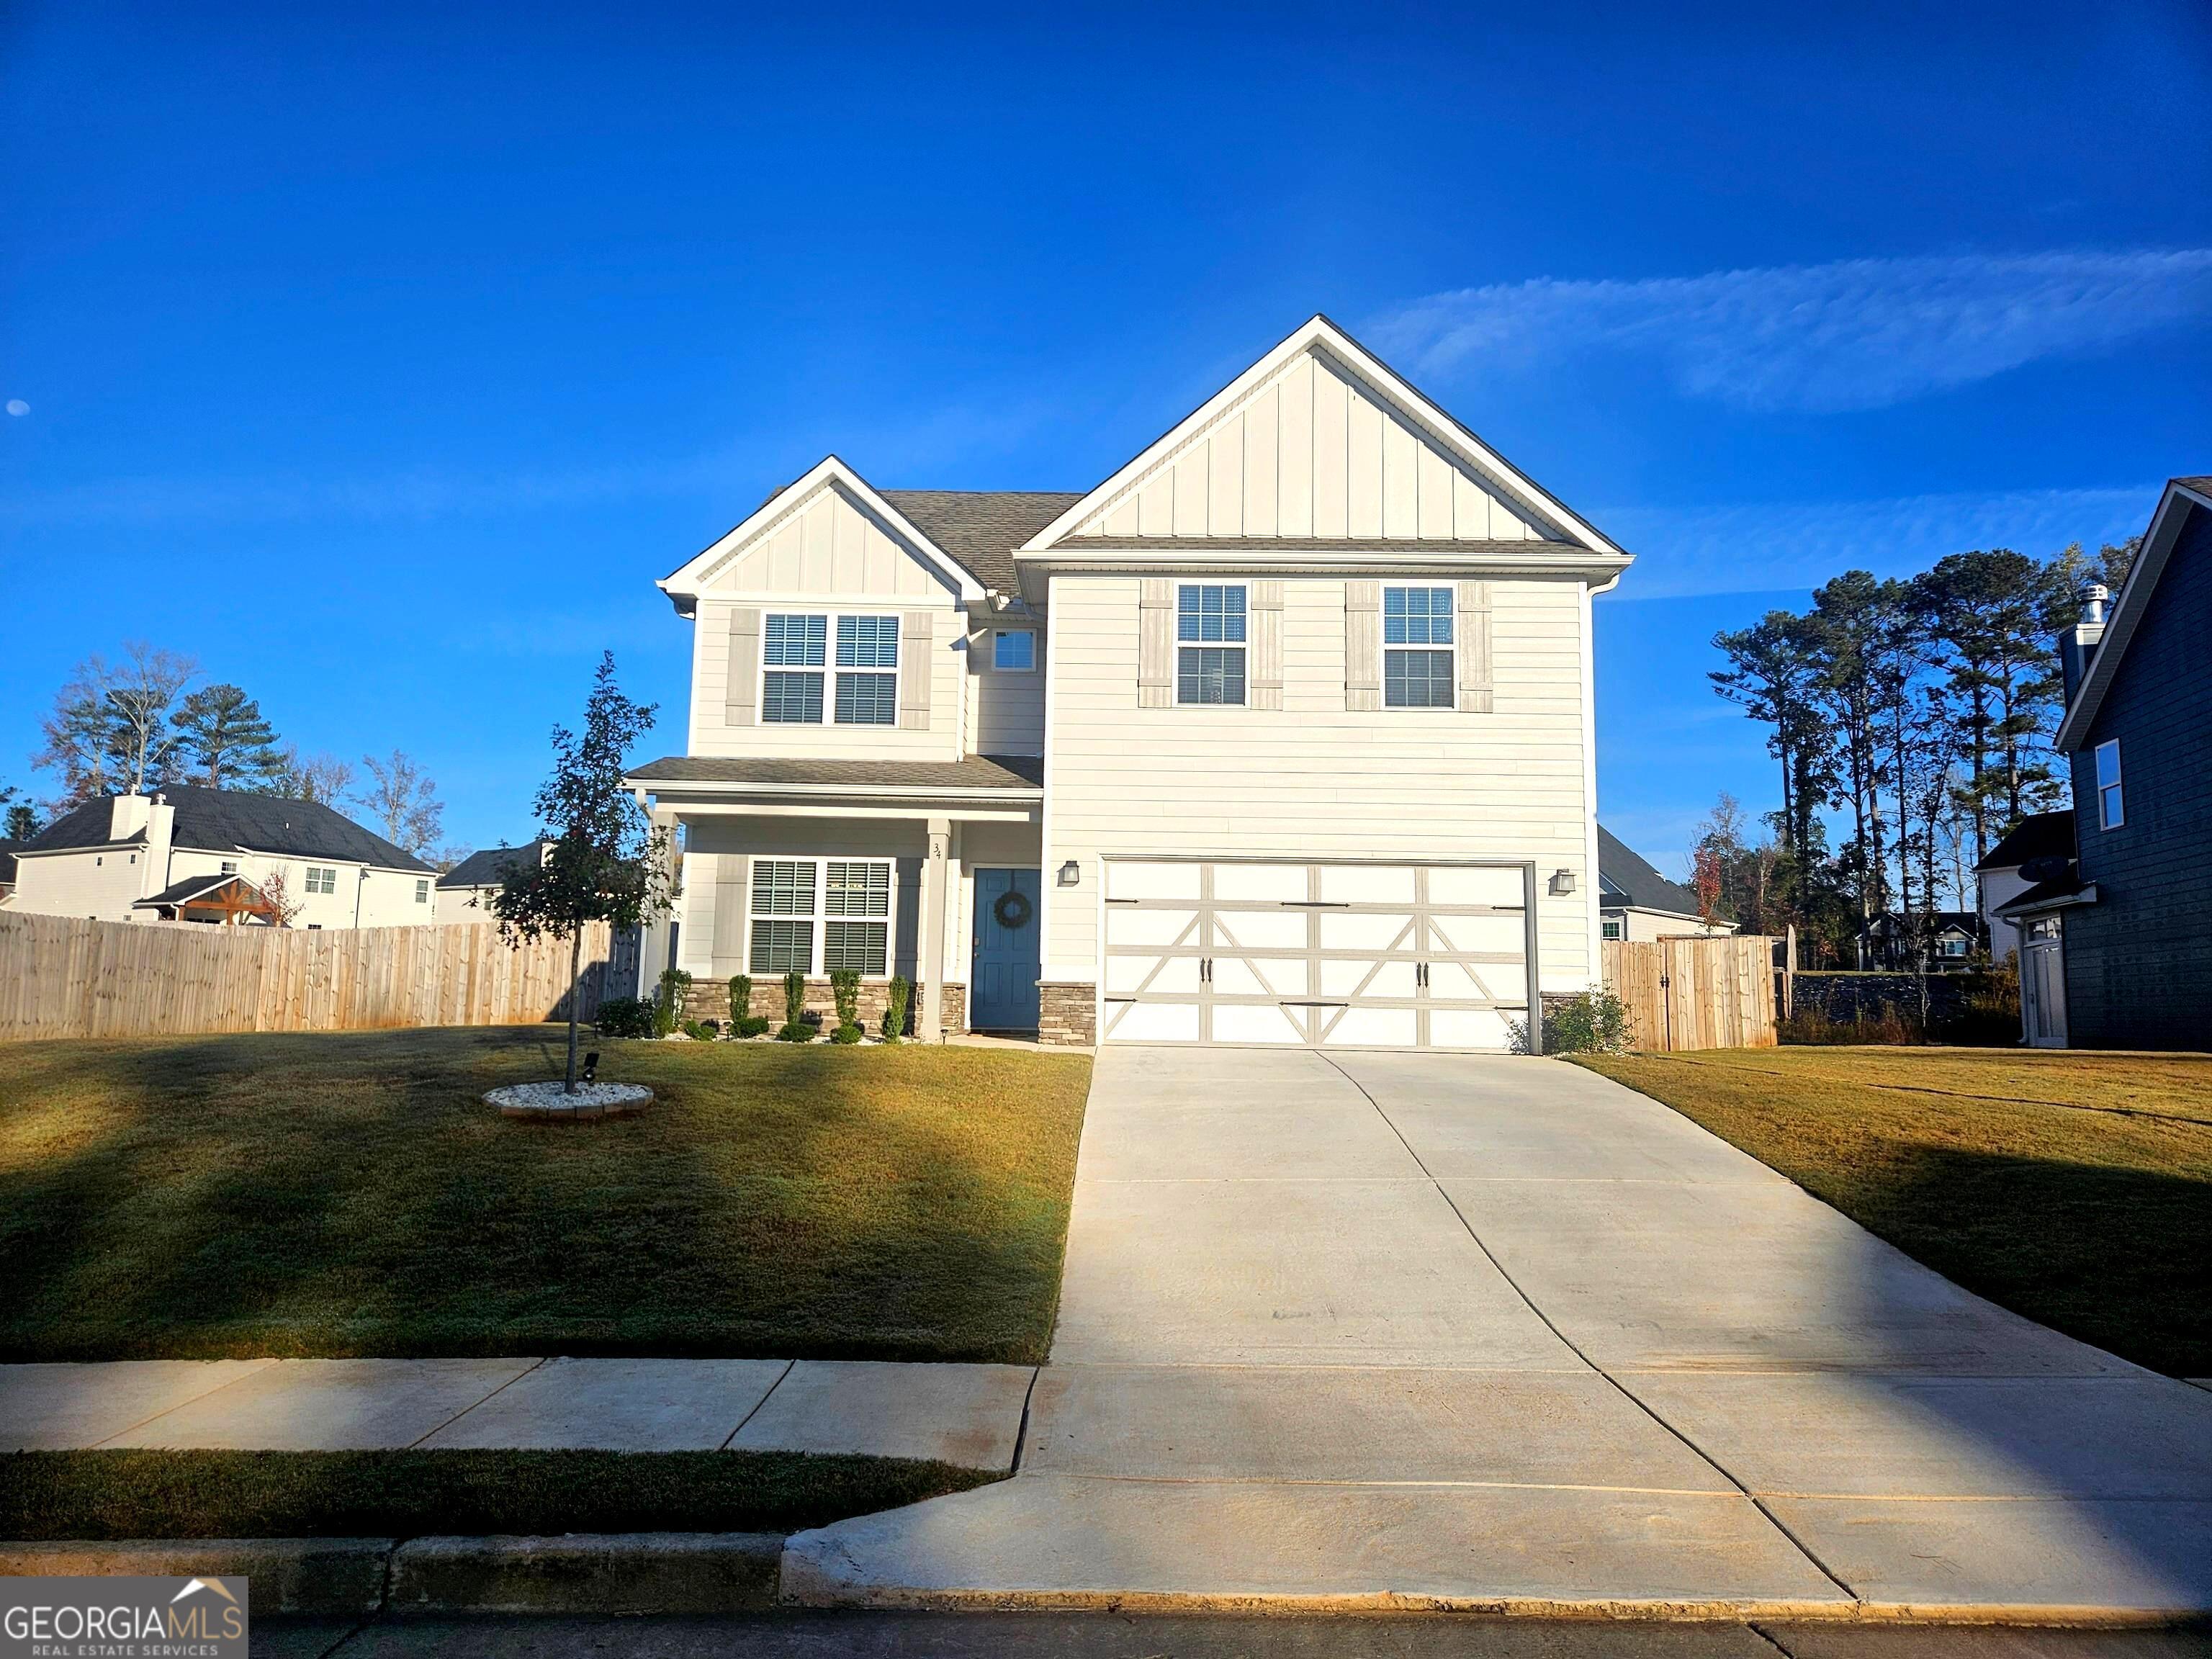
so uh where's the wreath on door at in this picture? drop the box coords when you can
[992,889,1033,930]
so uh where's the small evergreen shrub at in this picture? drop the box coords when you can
[653,968,693,1038]
[733,1015,771,1038]
[775,1020,815,1042]
[830,969,860,1029]
[881,975,911,1043]
[830,1021,865,1043]
[728,974,752,1027]
[783,970,806,1028]
[680,1017,719,1042]
[595,996,652,1038]
[1507,986,1631,1056]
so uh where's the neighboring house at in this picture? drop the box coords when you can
[1997,475,2212,1049]
[1596,825,1737,943]
[9,787,440,928]
[436,839,556,924]
[1974,810,2074,965]
[626,315,1629,1050]
[1862,910,1984,972]
[0,840,18,905]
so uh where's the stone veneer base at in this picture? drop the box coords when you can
[1036,982,1097,1048]
[682,978,967,1040]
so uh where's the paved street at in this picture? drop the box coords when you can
[786,1047,2212,1617]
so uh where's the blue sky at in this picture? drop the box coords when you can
[5,1,2209,876]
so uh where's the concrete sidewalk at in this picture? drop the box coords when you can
[784,1046,2212,1620]
[0,1357,1033,1467]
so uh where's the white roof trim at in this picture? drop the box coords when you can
[2055,479,2211,750]
[1017,314,1625,559]
[660,456,985,607]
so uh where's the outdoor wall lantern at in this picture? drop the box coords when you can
[1549,869,1577,895]
[1058,861,1082,888]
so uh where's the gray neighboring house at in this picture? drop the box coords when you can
[1997,475,2212,1050]
[1597,825,1736,943]
[434,838,556,925]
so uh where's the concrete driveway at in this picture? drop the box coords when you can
[786,1047,2212,1619]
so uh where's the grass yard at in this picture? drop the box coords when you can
[0,1449,997,1540]
[0,1028,1091,1364]
[1576,1046,2212,1377]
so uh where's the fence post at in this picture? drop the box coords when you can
[1783,923,1797,1020]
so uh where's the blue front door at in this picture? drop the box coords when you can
[971,868,1042,1030]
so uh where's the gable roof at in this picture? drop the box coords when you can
[878,492,1084,593]
[439,839,555,890]
[1974,810,2075,873]
[1596,824,1703,916]
[19,787,436,873]
[2055,476,2212,750]
[660,456,986,611]
[134,872,271,910]
[1018,315,1628,568]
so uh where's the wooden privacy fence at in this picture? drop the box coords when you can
[1601,935,1779,1051]
[0,912,637,1042]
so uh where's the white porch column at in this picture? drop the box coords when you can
[917,815,952,1042]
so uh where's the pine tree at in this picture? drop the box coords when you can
[171,684,287,789]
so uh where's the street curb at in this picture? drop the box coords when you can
[387,1532,783,1615]
[0,1539,395,1617]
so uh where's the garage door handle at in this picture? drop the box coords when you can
[1282,900,1351,908]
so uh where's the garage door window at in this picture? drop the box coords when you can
[1383,586,1455,708]
[1177,585,1246,705]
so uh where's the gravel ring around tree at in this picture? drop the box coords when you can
[487,1081,654,1122]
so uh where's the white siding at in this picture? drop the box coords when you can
[684,484,969,761]
[164,848,438,930]
[971,628,1046,756]
[1040,572,1596,991]
[1067,349,1548,544]
[436,885,495,925]
[8,846,150,921]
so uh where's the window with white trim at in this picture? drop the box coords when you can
[1601,918,1623,940]
[2095,739,2123,829]
[1384,585,1455,708]
[1176,584,1246,705]
[993,629,1035,672]
[761,613,899,725]
[748,858,894,975]
[220,860,238,874]
[305,866,337,895]
[415,878,431,904]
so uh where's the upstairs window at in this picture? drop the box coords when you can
[763,613,827,723]
[993,629,1036,672]
[1384,585,1455,709]
[305,866,338,895]
[1176,584,1246,705]
[415,878,431,904]
[2095,739,2124,829]
[220,860,238,874]
[834,615,899,726]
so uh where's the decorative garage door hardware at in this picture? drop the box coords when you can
[1101,858,1538,1051]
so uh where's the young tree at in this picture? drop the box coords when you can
[491,654,677,1092]
[354,750,444,855]
[276,747,355,804]
[255,865,305,927]
[171,684,287,789]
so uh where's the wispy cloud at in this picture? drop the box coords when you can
[1597,483,2158,599]
[1370,250,2212,412]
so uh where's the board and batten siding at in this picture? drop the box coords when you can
[1069,351,1549,544]
[683,480,972,760]
[1041,572,1596,989]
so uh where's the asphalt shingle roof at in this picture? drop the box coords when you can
[438,840,554,889]
[134,872,266,909]
[1596,824,1704,916]
[1974,810,2076,873]
[20,787,436,873]
[877,491,1084,591]
[625,754,1043,791]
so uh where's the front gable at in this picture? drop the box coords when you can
[662,457,980,611]
[1022,316,1624,560]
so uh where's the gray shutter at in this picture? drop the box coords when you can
[1138,578,1174,708]
[711,854,750,981]
[1249,580,1284,710]
[1345,581,1381,711]
[899,612,934,730]
[724,608,760,727]
[1456,579,1494,713]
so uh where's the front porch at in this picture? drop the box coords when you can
[626,755,1051,1041]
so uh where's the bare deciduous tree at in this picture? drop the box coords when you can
[354,750,444,855]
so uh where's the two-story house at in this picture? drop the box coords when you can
[627,317,1630,1051]
[9,786,441,928]
[1997,475,2211,1049]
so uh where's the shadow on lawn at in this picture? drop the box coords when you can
[0,1029,1085,1364]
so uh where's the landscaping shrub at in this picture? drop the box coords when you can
[830,970,865,1040]
[595,996,652,1039]
[881,975,911,1043]
[681,1018,720,1043]
[776,970,814,1041]
[733,1015,771,1038]
[1509,986,1630,1055]
[728,975,752,1027]
[653,968,693,1038]
[829,1022,864,1044]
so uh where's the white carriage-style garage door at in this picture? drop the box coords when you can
[1100,858,1534,1050]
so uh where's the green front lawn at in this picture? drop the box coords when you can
[0,1028,1091,1363]
[0,1449,998,1540]
[1576,1046,2212,1377]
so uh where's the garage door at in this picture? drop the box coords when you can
[1100,859,1532,1050]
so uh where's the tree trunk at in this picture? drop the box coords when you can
[564,927,583,1094]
